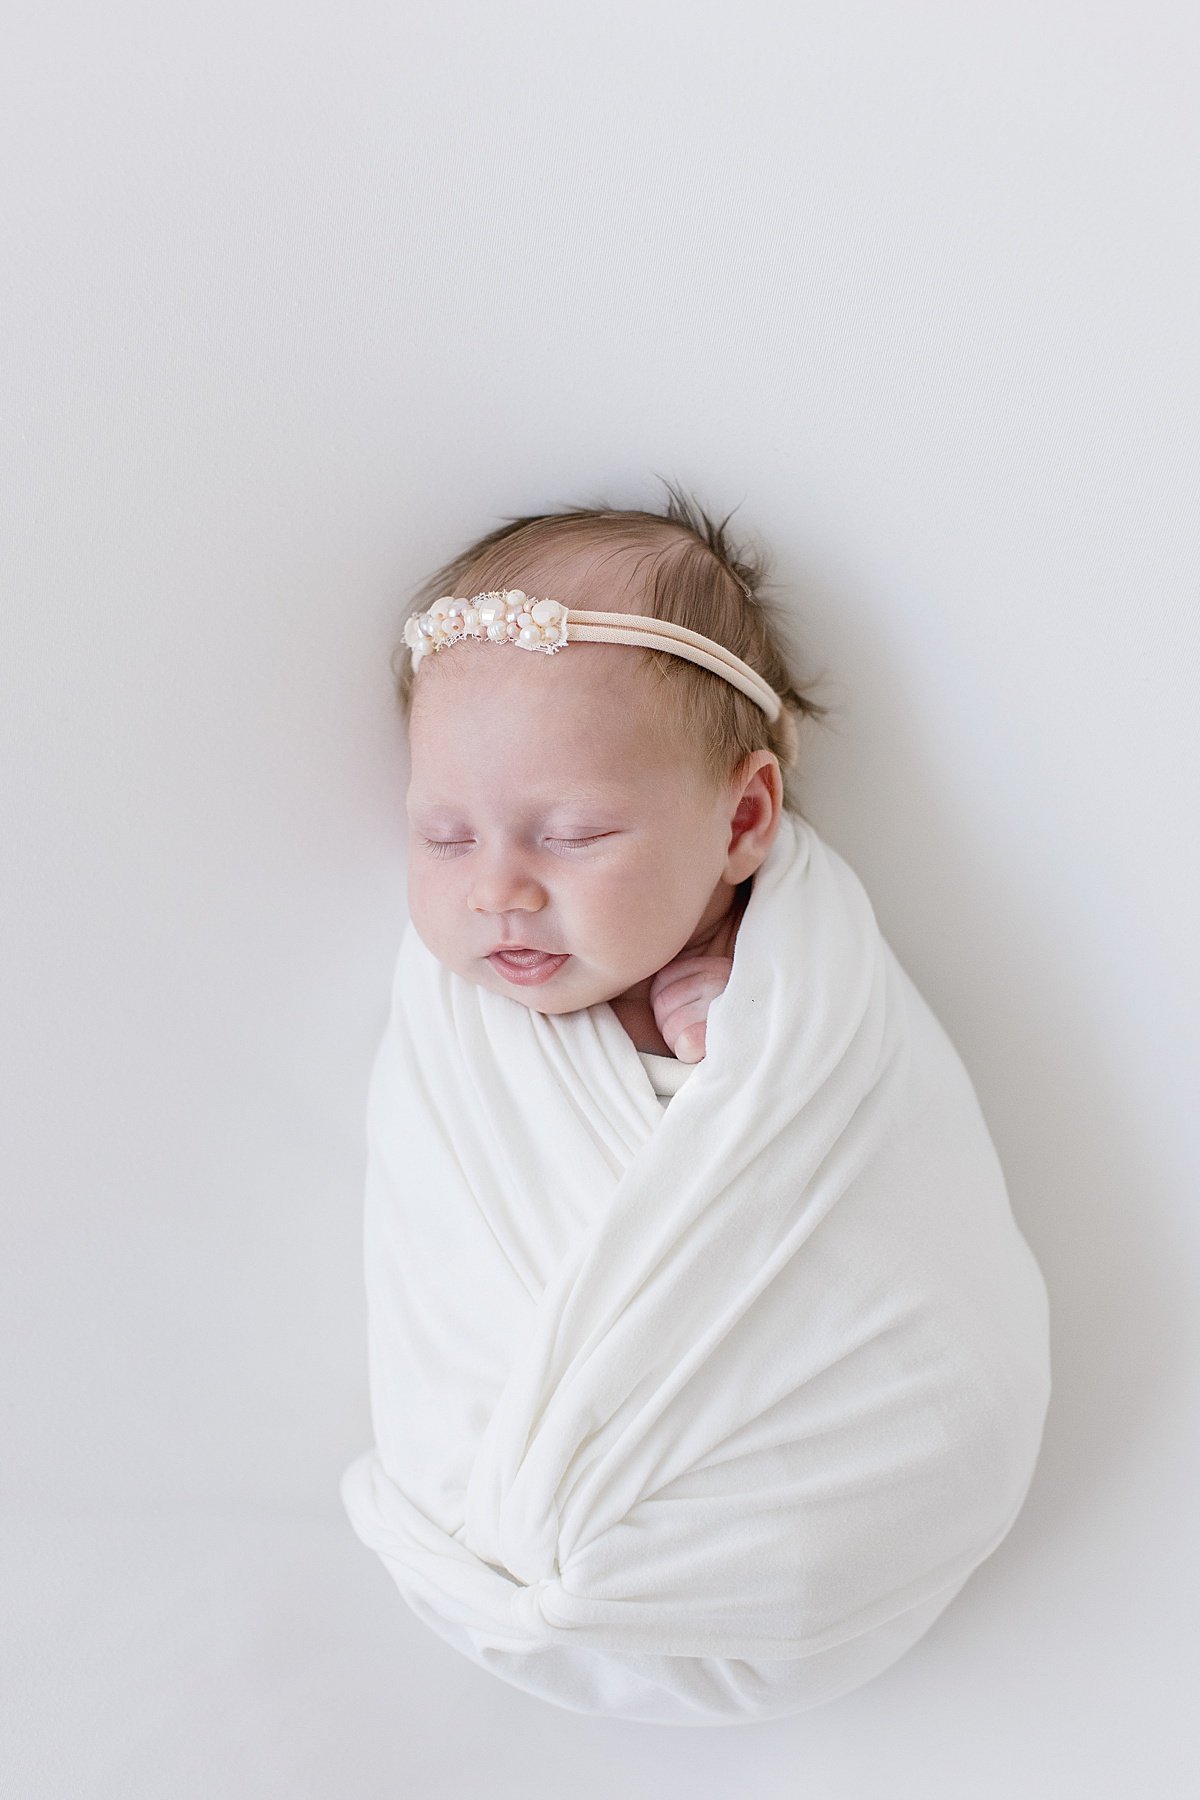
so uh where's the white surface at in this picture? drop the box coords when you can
[3,0,1197,1793]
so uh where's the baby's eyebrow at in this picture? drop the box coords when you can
[408,785,630,817]
[408,809,628,827]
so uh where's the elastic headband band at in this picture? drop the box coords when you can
[403,591,790,742]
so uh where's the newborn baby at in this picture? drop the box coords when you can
[341,491,1051,1726]
[404,555,771,1066]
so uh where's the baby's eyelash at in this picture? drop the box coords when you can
[418,835,608,857]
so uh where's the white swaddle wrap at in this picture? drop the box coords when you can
[340,809,1051,1725]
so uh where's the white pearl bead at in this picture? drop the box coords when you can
[531,600,561,625]
[506,620,519,637]
[518,625,540,647]
[461,607,479,630]
[507,589,527,605]
[516,610,532,628]
[477,600,504,627]
[487,622,507,642]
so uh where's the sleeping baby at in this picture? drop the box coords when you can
[340,486,1052,1726]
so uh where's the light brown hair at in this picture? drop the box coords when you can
[390,478,834,816]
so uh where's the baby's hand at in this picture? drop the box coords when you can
[648,953,734,1064]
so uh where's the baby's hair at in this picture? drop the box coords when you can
[390,477,833,815]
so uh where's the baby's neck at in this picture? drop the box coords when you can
[610,996,675,1057]
[610,876,752,1057]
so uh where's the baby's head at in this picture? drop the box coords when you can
[392,483,829,1015]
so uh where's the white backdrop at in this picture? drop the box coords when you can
[4,2,1197,1795]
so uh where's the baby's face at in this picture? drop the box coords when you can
[405,636,743,1015]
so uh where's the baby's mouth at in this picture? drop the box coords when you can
[487,947,572,985]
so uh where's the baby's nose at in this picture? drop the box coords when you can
[468,860,546,915]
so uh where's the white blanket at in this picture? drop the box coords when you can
[340,810,1051,1725]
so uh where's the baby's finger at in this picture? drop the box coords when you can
[654,988,716,1055]
[649,954,732,1004]
[650,968,728,1033]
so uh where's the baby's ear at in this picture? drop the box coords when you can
[725,753,783,882]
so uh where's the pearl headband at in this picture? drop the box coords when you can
[403,590,797,764]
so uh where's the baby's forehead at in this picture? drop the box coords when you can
[406,726,663,817]
[408,652,690,808]
[412,629,655,714]
[412,661,664,763]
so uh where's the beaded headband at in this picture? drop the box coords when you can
[403,590,798,764]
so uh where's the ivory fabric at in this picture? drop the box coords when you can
[637,1049,697,1106]
[340,810,1051,1725]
